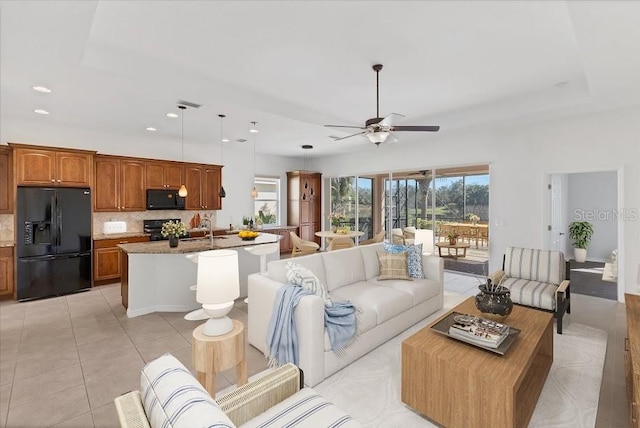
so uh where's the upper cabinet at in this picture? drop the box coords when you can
[0,147,12,213]
[146,161,183,189]
[94,156,146,212]
[10,144,94,187]
[184,164,222,210]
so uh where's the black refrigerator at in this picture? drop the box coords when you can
[17,187,92,301]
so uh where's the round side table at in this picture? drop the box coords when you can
[192,319,248,397]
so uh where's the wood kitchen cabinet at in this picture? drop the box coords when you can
[287,171,322,245]
[146,161,183,189]
[626,293,640,427]
[184,164,222,210]
[93,236,149,285]
[10,144,95,187]
[0,146,12,214]
[0,247,14,299]
[94,156,146,212]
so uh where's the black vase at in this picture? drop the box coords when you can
[475,284,513,322]
[169,235,179,248]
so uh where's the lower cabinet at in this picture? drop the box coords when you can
[262,226,297,254]
[0,247,14,299]
[94,236,149,285]
[626,293,640,427]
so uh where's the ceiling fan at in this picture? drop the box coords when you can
[325,64,440,146]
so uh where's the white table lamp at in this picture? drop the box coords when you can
[196,249,240,336]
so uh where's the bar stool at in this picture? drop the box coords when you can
[184,252,209,321]
[244,243,280,303]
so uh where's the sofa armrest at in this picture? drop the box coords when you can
[217,363,302,426]
[556,279,570,297]
[114,391,150,428]
[248,273,326,387]
[422,254,444,286]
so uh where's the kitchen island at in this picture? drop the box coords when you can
[119,233,281,317]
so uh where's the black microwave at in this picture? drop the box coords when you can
[146,189,185,210]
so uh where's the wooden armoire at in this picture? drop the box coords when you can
[287,171,322,245]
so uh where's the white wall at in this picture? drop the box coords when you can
[567,171,618,262]
[311,106,640,300]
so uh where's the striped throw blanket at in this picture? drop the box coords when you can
[266,284,357,366]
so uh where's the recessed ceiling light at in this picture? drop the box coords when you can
[146,127,157,132]
[166,112,178,118]
[221,138,230,143]
[32,86,51,93]
[34,109,49,115]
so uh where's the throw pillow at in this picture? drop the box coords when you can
[383,242,425,279]
[377,251,412,281]
[286,262,332,305]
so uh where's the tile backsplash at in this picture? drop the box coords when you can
[0,214,13,241]
[93,211,217,235]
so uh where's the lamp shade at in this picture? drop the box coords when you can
[196,249,240,304]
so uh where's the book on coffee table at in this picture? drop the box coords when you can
[449,321,508,349]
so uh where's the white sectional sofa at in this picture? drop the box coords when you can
[248,242,444,387]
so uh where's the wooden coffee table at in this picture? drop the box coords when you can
[435,242,470,259]
[401,297,553,428]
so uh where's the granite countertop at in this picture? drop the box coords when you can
[118,232,281,254]
[0,241,14,248]
[93,232,151,240]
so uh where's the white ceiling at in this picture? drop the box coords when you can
[2,1,640,157]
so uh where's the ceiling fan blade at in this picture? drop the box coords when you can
[390,125,440,132]
[379,113,406,128]
[331,131,368,141]
[324,124,367,130]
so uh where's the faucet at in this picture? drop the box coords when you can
[200,214,214,246]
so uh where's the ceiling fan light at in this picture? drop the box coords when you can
[367,131,390,144]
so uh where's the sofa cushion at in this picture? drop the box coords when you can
[329,281,414,326]
[359,242,384,280]
[268,254,327,286]
[140,354,234,428]
[502,277,558,311]
[368,277,441,306]
[382,242,425,279]
[241,387,361,428]
[504,247,565,285]
[377,251,412,281]
[285,262,332,305]
[322,248,366,292]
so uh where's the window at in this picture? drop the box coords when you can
[253,177,280,226]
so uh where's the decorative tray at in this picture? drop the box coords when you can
[430,311,520,355]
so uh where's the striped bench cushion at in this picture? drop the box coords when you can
[241,387,361,428]
[504,247,565,285]
[502,277,558,311]
[141,354,234,428]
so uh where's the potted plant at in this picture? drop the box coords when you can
[568,221,594,262]
[446,231,459,245]
[161,220,187,248]
[328,212,346,232]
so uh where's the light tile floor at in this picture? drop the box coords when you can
[0,273,628,427]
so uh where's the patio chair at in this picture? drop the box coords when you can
[360,231,385,245]
[490,247,571,334]
[290,231,320,257]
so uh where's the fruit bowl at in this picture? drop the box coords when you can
[238,230,259,240]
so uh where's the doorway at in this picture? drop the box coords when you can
[547,171,619,301]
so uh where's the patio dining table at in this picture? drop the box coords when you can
[440,222,488,248]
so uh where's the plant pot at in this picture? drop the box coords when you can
[475,285,513,322]
[169,235,179,248]
[448,238,457,245]
[574,248,587,263]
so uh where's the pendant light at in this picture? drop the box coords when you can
[250,121,258,199]
[218,114,228,198]
[302,145,313,198]
[178,105,188,197]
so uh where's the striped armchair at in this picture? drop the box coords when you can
[490,247,571,334]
